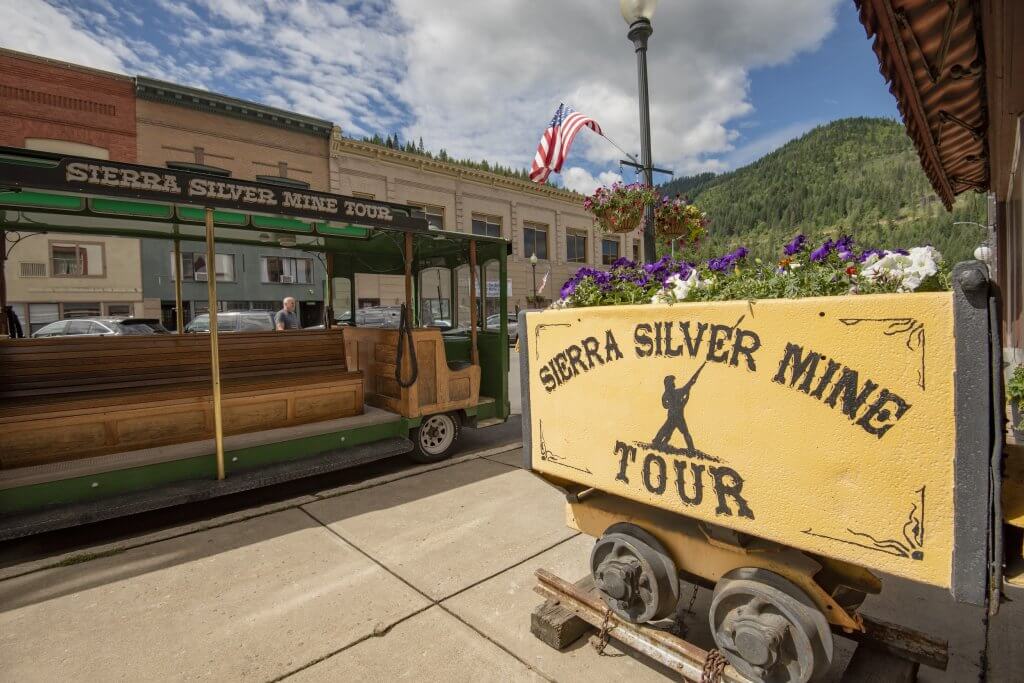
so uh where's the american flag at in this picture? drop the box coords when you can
[529,103,603,184]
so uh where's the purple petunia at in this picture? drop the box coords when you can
[707,247,748,273]
[610,256,635,269]
[782,234,806,256]
[809,239,834,262]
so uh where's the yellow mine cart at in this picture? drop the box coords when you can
[519,261,1006,682]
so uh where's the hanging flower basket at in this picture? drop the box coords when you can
[584,183,657,234]
[655,198,708,245]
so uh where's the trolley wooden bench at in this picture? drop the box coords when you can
[0,329,364,469]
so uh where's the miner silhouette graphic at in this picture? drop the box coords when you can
[653,362,707,453]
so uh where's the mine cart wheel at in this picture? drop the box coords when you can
[590,523,680,624]
[410,412,460,463]
[709,568,834,683]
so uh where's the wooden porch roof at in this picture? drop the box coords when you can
[855,0,989,210]
[856,0,1024,208]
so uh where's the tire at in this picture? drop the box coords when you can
[410,412,461,463]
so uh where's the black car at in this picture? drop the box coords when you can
[31,317,170,338]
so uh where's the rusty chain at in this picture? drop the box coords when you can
[591,607,615,656]
[700,649,728,683]
[670,584,700,639]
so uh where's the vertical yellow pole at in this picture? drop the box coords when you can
[205,208,225,480]
[173,238,184,334]
[469,239,479,366]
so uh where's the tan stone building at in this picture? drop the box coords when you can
[133,77,334,327]
[330,132,644,315]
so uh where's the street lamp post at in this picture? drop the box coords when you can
[530,252,538,306]
[621,0,658,264]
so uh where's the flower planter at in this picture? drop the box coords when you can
[584,183,656,235]
[597,206,643,234]
[519,261,999,604]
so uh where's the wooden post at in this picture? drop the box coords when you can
[173,237,184,334]
[404,232,414,324]
[205,208,225,481]
[469,239,479,366]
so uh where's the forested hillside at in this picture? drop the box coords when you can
[660,118,987,263]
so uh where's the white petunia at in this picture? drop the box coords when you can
[861,247,943,292]
[651,270,702,304]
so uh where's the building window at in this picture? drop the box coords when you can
[566,232,587,263]
[50,241,104,277]
[62,302,101,319]
[106,303,132,317]
[261,256,313,284]
[602,238,621,265]
[24,303,58,335]
[408,202,445,230]
[471,214,502,238]
[170,252,236,282]
[523,223,549,260]
[632,240,641,263]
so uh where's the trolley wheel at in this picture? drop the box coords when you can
[590,522,680,624]
[710,568,834,683]
[410,412,460,463]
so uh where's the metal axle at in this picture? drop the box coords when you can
[534,568,753,683]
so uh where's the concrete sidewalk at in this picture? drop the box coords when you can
[0,444,1019,681]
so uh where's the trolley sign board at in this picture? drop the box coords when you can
[520,276,995,604]
[0,151,429,232]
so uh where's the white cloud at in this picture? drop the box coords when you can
[0,0,131,73]
[0,0,843,183]
[561,167,624,196]
[394,0,842,176]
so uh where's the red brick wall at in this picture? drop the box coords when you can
[0,49,136,162]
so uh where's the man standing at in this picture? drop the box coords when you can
[275,296,300,331]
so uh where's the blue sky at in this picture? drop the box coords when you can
[1,1,901,193]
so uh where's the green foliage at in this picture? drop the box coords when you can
[1008,365,1024,408]
[356,133,533,182]
[659,117,988,265]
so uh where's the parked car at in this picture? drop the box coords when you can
[184,311,275,333]
[31,317,170,338]
[355,306,402,328]
[486,313,519,344]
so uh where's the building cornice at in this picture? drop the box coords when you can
[331,132,584,205]
[136,77,333,138]
[0,47,134,83]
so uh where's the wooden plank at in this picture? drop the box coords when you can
[0,375,366,468]
[0,369,361,413]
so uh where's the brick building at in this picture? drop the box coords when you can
[0,48,143,334]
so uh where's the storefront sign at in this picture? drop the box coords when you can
[2,154,428,231]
